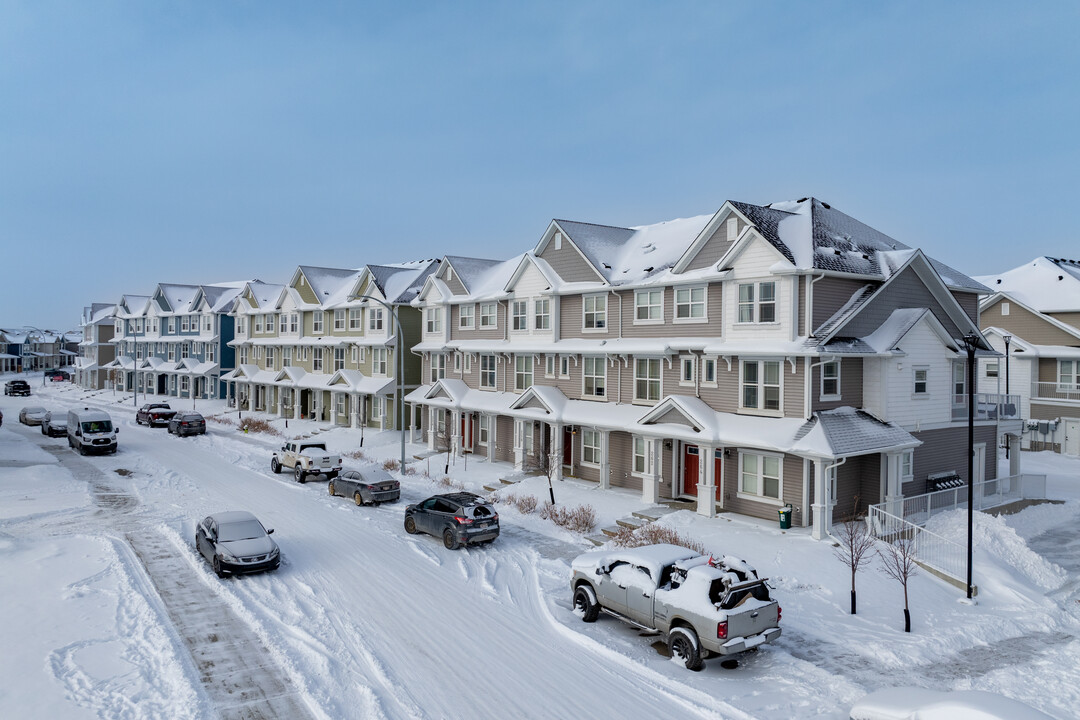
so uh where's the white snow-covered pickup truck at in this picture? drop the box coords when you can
[570,543,781,670]
[271,441,342,484]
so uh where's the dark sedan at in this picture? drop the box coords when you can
[40,411,68,437]
[195,511,280,578]
[329,468,400,506]
[168,412,206,437]
[404,492,499,549]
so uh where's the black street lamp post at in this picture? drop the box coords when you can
[1003,335,1012,460]
[962,332,980,600]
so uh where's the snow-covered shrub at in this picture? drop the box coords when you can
[207,415,235,426]
[343,449,367,460]
[382,458,400,472]
[400,464,417,476]
[514,495,538,515]
[435,475,464,490]
[239,418,281,436]
[612,523,707,555]
[540,502,597,533]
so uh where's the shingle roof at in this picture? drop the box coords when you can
[793,407,919,458]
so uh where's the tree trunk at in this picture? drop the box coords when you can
[850,590,857,615]
[904,608,911,633]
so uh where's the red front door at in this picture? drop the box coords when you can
[683,445,700,497]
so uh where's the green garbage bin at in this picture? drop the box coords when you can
[778,503,793,530]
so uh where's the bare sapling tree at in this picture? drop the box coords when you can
[878,533,919,632]
[832,497,877,615]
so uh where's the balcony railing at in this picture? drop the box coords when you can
[950,392,1021,421]
[1031,381,1080,403]
[868,473,1047,529]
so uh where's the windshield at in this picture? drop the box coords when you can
[217,520,266,542]
[81,420,113,433]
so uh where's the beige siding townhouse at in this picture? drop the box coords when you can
[407,198,1009,540]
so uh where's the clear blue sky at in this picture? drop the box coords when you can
[2,1,1078,329]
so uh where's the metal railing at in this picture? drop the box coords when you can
[1031,381,1080,403]
[950,393,1021,421]
[866,506,966,582]
[868,474,1047,529]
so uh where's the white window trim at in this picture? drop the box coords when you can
[679,355,696,387]
[582,294,608,333]
[633,357,663,404]
[633,289,664,325]
[673,285,708,324]
[459,304,475,330]
[511,300,529,332]
[736,281,779,325]
[737,451,784,505]
[544,355,556,378]
[534,298,551,331]
[631,435,648,477]
[559,355,570,379]
[581,429,602,467]
[479,303,497,329]
[820,360,841,401]
[739,359,784,416]
[480,354,497,389]
[701,357,718,387]
[582,356,607,399]
[913,365,930,399]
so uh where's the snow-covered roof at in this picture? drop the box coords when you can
[444,256,508,293]
[200,285,246,313]
[364,260,440,304]
[974,256,1080,313]
[553,214,713,286]
[297,266,360,305]
[791,407,921,459]
[242,281,285,310]
[156,283,201,313]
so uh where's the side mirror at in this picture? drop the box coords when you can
[75,430,82,437]
[114,427,119,434]
[595,567,604,576]
[267,529,275,535]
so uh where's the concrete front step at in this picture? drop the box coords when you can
[482,484,503,493]
[631,506,680,522]
[585,534,609,547]
[600,525,623,538]
[615,516,647,530]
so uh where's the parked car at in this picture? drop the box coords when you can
[67,407,118,455]
[19,406,48,426]
[168,412,206,437]
[849,687,1054,720]
[271,441,342,483]
[5,380,31,396]
[570,544,782,671]
[40,411,68,437]
[0,408,3,427]
[404,492,499,549]
[136,403,177,427]
[195,511,280,578]
[45,369,70,382]
[329,468,401,506]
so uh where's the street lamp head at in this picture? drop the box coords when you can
[1003,334,1012,346]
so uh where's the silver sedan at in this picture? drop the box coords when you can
[19,406,48,426]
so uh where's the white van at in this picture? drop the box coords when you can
[67,408,118,455]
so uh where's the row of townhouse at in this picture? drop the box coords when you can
[1,327,81,373]
[975,257,1080,456]
[223,261,438,429]
[403,197,1020,539]
[90,283,245,400]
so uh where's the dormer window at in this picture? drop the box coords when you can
[512,301,528,331]
[312,311,324,334]
[369,308,384,331]
[534,299,550,330]
[425,307,442,333]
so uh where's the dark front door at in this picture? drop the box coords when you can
[563,427,574,466]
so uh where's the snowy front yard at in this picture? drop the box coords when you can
[2,380,1079,719]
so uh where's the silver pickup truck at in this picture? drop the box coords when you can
[570,543,781,670]
[271,441,343,483]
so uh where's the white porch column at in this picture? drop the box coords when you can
[598,430,611,490]
[293,389,302,420]
[696,445,717,518]
[883,452,903,518]
[513,419,526,471]
[812,458,829,541]
[550,423,564,482]
[487,414,496,463]
[380,396,387,431]
[427,407,437,451]
[1009,435,1021,478]
[641,437,661,504]
[409,402,418,442]
[450,410,461,455]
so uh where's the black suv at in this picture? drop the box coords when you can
[4,380,31,396]
[404,492,499,549]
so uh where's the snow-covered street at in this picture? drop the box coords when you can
[3,379,1080,719]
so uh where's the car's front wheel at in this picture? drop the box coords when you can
[271,458,281,474]
[668,627,703,671]
[573,585,601,622]
[213,556,226,579]
[443,529,459,550]
[404,516,417,534]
